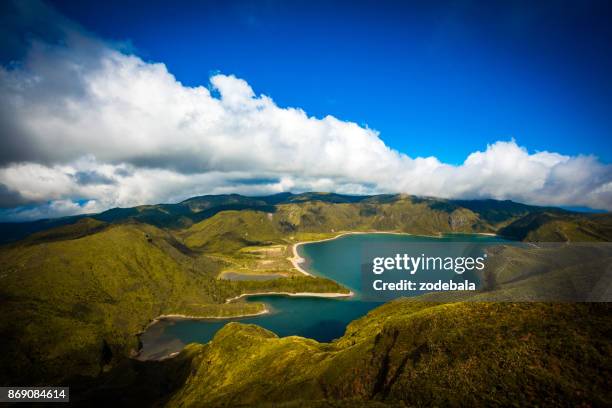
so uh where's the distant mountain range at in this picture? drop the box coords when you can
[2,192,610,244]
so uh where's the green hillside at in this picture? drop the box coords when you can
[181,197,485,252]
[0,193,610,405]
[0,221,346,385]
[498,211,612,241]
[160,302,609,407]
[84,242,609,407]
[452,198,567,225]
[1,192,587,244]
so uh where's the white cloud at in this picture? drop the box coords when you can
[0,4,610,220]
[0,199,101,222]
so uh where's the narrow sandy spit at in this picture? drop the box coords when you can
[144,307,271,330]
[225,290,354,304]
[139,230,499,360]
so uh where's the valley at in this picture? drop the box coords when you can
[0,192,610,406]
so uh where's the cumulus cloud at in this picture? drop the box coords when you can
[0,1,610,221]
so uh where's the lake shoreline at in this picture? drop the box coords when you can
[290,230,498,275]
[136,289,353,361]
[140,307,271,333]
[137,230,499,361]
[290,231,423,276]
[135,307,271,360]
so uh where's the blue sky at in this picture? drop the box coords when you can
[46,0,612,163]
[0,0,611,220]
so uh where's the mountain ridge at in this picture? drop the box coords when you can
[0,192,610,406]
[0,192,598,244]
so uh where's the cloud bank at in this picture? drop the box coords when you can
[0,2,610,220]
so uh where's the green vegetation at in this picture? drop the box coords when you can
[0,222,215,384]
[160,302,610,407]
[80,263,611,408]
[218,276,349,298]
[3,192,609,243]
[0,219,345,385]
[498,211,612,241]
[161,243,612,407]
[0,192,610,406]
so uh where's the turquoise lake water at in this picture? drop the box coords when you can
[139,233,508,360]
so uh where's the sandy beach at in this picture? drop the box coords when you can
[290,230,451,273]
[289,229,499,276]
[289,230,421,276]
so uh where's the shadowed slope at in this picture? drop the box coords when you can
[165,301,610,407]
[0,217,349,385]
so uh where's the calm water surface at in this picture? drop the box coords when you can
[139,233,507,359]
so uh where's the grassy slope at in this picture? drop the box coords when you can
[0,222,222,384]
[68,242,612,407]
[0,220,346,385]
[181,197,485,252]
[165,301,610,407]
[498,212,612,241]
[178,197,488,282]
[0,193,492,244]
[1,192,605,245]
[164,244,612,407]
[1,193,610,398]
